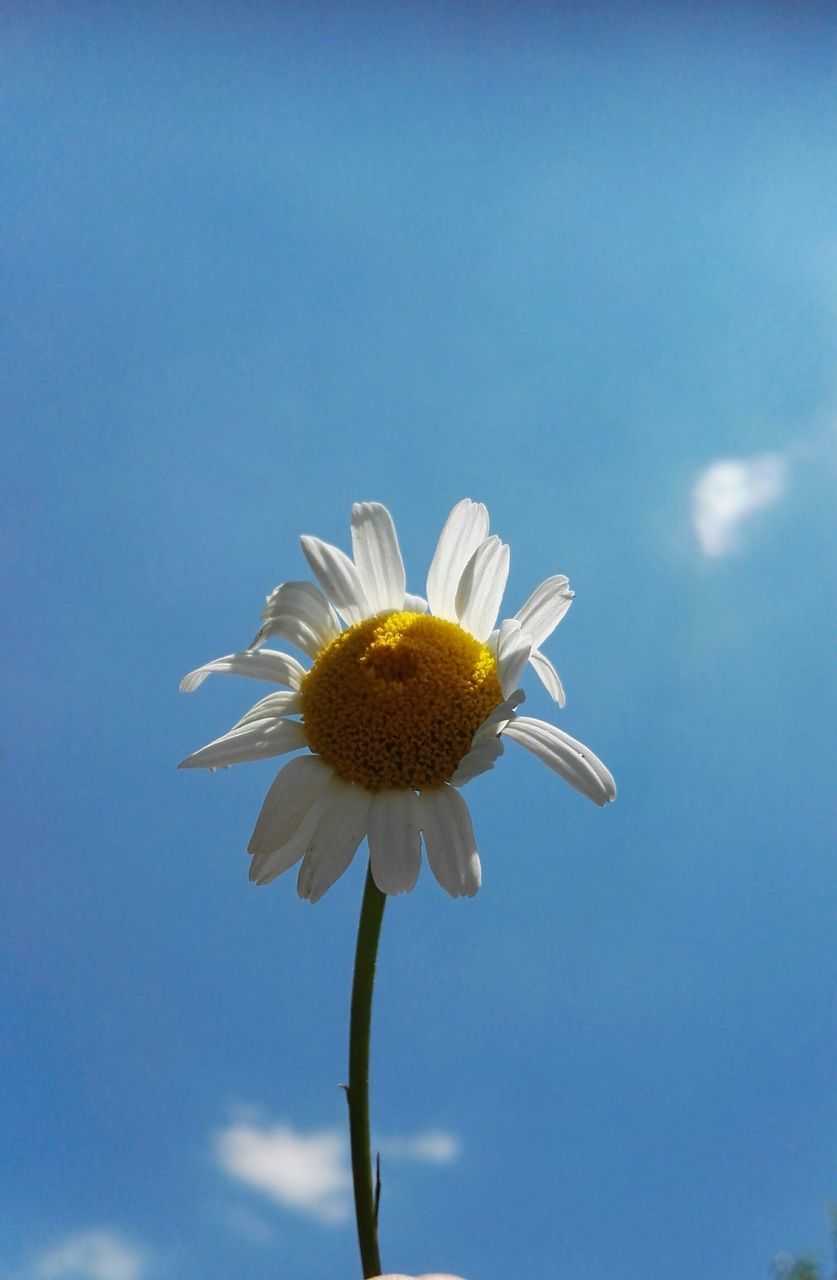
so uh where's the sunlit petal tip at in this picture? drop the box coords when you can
[300,534,371,625]
[368,790,422,895]
[418,787,481,898]
[514,575,575,649]
[426,498,490,620]
[454,536,510,641]
[351,502,407,614]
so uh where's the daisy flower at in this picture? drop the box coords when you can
[179,500,615,901]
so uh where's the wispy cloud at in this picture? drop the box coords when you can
[378,1131,460,1163]
[213,1113,462,1226]
[692,452,787,557]
[213,1119,352,1224]
[26,1230,148,1280]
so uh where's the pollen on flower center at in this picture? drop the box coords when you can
[300,611,503,791]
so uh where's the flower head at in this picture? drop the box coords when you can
[180,501,615,901]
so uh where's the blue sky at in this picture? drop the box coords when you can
[2,3,835,1278]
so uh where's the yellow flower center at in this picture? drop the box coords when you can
[300,611,503,791]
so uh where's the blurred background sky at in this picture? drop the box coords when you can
[2,3,836,1278]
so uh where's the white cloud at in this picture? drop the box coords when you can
[28,1230,148,1280]
[692,452,787,557]
[378,1131,460,1164]
[213,1119,352,1224]
[213,1114,462,1227]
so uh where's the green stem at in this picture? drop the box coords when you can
[348,861,387,1278]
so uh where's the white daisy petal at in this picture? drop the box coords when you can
[351,502,407,613]
[450,736,504,786]
[502,716,616,806]
[495,618,532,697]
[455,536,511,641]
[300,535,372,625]
[418,786,481,898]
[232,691,303,729]
[250,775,336,885]
[426,499,489,621]
[252,580,341,656]
[248,754,335,857]
[367,789,422,895]
[180,649,307,693]
[451,688,525,785]
[403,593,428,613]
[472,688,526,742]
[178,717,308,770]
[528,648,567,708]
[297,781,372,903]
[514,575,574,649]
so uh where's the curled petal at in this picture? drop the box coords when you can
[426,499,489,621]
[449,736,504,786]
[503,716,615,805]
[494,618,532,697]
[454,536,510,641]
[252,580,340,656]
[178,717,307,770]
[451,688,525,785]
[231,691,302,729]
[180,649,306,693]
[528,648,566,708]
[300,535,371,625]
[514,575,573,649]
[473,688,525,742]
